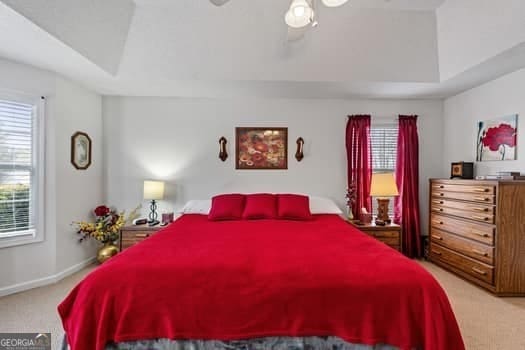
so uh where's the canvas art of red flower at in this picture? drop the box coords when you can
[482,124,516,151]
[236,128,287,169]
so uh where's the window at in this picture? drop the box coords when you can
[0,93,44,248]
[370,121,398,215]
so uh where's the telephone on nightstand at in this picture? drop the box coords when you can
[132,218,148,226]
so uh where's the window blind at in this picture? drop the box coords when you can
[371,124,398,172]
[0,99,35,238]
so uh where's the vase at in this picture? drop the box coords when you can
[347,205,354,221]
[97,243,119,264]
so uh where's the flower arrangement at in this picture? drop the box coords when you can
[346,183,357,208]
[346,183,357,220]
[74,205,139,244]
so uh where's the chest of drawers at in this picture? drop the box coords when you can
[429,179,525,296]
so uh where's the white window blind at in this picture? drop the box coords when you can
[370,122,398,215]
[371,124,398,172]
[0,98,36,239]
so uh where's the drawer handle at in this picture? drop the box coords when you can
[471,231,490,238]
[135,233,149,238]
[473,188,490,193]
[474,196,490,202]
[432,200,444,205]
[439,185,445,189]
[431,250,442,256]
[433,235,443,241]
[472,249,488,257]
[439,193,445,197]
[432,220,444,225]
[472,207,490,212]
[471,215,489,221]
[472,267,487,276]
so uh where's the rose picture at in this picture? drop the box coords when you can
[476,115,518,161]
[235,128,288,169]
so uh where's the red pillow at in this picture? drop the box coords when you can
[242,193,277,219]
[277,194,312,220]
[208,194,245,221]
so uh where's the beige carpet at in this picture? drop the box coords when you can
[0,261,524,350]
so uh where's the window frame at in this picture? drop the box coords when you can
[0,90,45,249]
[370,118,398,216]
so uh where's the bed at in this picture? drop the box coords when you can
[59,209,464,350]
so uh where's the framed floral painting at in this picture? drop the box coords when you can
[476,115,518,161]
[235,127,288,169]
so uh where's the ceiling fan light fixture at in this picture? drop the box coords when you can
[321,0,349,7]
[285,0,314,28]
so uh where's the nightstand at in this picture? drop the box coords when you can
[120,224,162,251]
[348,221,402,252]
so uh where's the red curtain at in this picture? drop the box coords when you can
[346,115,372,218]
[394,115,421,258]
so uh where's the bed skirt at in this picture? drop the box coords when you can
[63,335,404,350]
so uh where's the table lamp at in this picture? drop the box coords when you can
[370,173,399,224]
[143,180,165,226]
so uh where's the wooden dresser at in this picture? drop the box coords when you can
[429,179,525,296]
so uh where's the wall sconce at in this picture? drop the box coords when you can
[295,137,304,161]
[219,137,228,161]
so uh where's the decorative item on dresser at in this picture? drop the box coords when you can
[429,179,525,296]
[348,221,401,252]
[120,224,163,251]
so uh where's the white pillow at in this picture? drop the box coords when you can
[309,196,343,214]
[180,196,342,215]
[180,200,211,214]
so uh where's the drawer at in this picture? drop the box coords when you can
[431,205,495,224]
[432,190,495,204]
[430,198,495,214]
[430,213,495,245]
[431,228,494,265]
[367,230,399,239]
[121,230,154,249]
[431,183,495,195]
[430,244,494,285]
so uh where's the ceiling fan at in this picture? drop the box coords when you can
[210,0,349,40]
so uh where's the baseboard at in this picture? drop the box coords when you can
[0,256,96,297]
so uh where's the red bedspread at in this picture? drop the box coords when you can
[58,214,464,350]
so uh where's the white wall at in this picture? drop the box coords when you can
[0,58,103,294]
[437,0,525,81]
[443,68,525,176]
[103,97,444,236]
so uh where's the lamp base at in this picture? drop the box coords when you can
[148,200,159,226]
[376,198,392,224]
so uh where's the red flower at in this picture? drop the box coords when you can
[482,124,516,151]
[94,205,110,217]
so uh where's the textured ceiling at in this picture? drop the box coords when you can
[0,0,523,99]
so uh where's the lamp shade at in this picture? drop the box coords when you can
[370,173,399,197]
[143,180,165,200]
[321,0,349,7]
[285,0,314,28]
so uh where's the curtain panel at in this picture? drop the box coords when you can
[346,115,372,218]
[394,115,421,258]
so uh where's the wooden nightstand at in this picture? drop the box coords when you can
[120,224,162,251]
[348,221,402,252]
